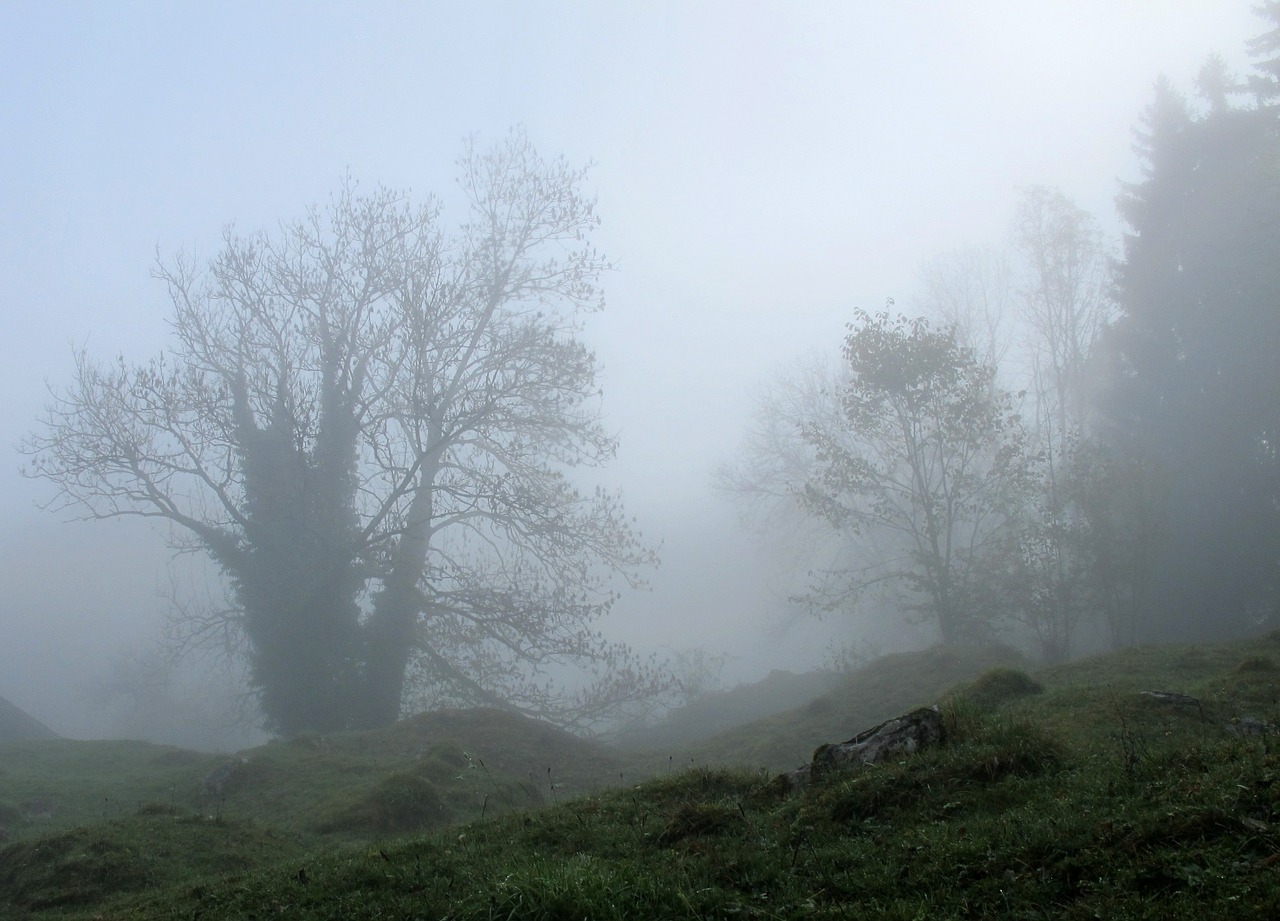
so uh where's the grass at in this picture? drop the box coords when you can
[0,805,310,915]
[6,635,1280,918]
[0,707,624,850]
[658,643,1030,773]
[0,740,222,840]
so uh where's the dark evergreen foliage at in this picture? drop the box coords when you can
[1099,30,1280,641]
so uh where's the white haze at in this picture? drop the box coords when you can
[0,1,1260,746]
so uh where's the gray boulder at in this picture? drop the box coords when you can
[783,705,946,789]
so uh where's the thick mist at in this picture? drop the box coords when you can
[0,1,1266,747]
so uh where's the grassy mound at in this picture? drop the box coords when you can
[316,741,543,836]
[0,803,308,916]
[947,665,1045,711]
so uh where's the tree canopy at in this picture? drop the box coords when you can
[722,189,1120,660]
[798,309,1027,645]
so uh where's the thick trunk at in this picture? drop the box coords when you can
[236,391,366,735]
[936,591,960,646]
[358,468,438,729]
[357,575,421,728]
[236,497,364,734]
[243,581,361,734]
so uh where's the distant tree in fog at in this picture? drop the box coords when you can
[728,190,1121,661]
[717,352,847,539]
[1246,1,1280,104]
[716,350,897,650]
[915,245,1017,373]
[88,643,264,751]
[994,188,1115,662]
[752,309,1029,645]
[913,189,1133,661]
[1013,187,1113,438]
[25,130,660,735]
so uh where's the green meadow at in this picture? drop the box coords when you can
[4,634,1280,919]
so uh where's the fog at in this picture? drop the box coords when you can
[0,1,1262,747]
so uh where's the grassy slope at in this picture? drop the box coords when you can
[0,740,222,838]
[7,635,1280,918]
[670,644,1028,772]
[616,668,842,752]
[0,708,625,846]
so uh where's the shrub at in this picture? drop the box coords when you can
[954,667,1044,712]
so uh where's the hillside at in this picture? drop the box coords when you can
[0,696,57,745]
[616,667,841,751]
[636,644,1028,773]
[0,707,626,851]
[5,635,1280,917]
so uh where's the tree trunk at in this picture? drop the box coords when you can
[358,577,422,729]
[235,394,366,735]
[358,471,438,729]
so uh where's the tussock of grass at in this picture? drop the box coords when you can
[949,665,1045,711]
[657,800,746,845]
[320,770,449,836]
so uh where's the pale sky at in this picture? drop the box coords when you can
[0,1,1263,740]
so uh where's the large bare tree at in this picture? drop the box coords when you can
[26,130,659,734]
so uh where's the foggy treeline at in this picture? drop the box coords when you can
[723,10,1280,665]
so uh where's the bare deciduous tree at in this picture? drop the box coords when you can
[915,245,1017,374]
[717,352,846,535]
[1001,187,1115,660]
[25,130,660,735]
[1013,186,1113,436]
